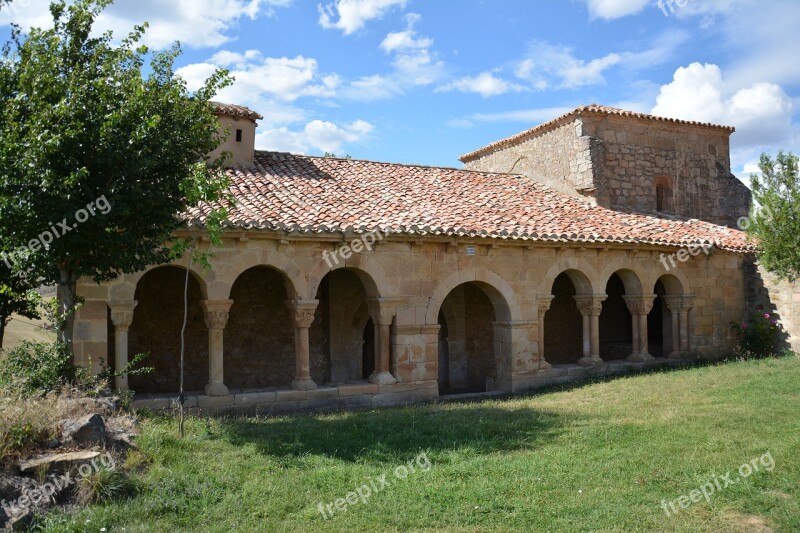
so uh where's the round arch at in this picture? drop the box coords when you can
[647,271,690,296]
[426,269,519,325]
[308,253,389,300]
[599,266,644,296]
[541,258,601,295]
[224,262,303,300]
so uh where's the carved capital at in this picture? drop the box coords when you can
[201,299,234,330]
[285,299,319,328]
[109,300,138,331]
[574,295,605,317]
[537,295,555,319]
[663,294,695,313]
[623,294,656,316]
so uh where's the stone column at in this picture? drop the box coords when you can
[663,296,682,358]
[286,299,319,390]
[201,299,233,397]
[367,298,398,385]
[677,295,696,354]
[574,295,605,366]
[624,295,656,362]
[109,300,137,391]
[536,296,554,370]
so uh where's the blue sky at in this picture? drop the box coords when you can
[2,0,799,177]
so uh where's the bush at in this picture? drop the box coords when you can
[0,391,59,462]
[730,312,784,357]
[0,340,76,396]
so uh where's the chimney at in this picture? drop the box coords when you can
[208,102,263,167]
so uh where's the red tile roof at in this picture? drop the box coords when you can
[459,104,735,162]
[185,151,754,252]
[211,101,263,121]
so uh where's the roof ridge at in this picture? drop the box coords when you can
[459,104,735,162]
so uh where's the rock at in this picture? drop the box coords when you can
[58,396,118,417]
[59,414,106,447]
[18,451,102,474]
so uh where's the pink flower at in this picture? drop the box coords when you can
[741,322,747,329]
[764,313,771,319]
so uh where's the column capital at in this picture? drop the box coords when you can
[574,294,605,317]
[663,294,695,313]
[200,299,234,330]
[109,300,138,331]
[285,299,319,328]
[536,295,555,319]
[623,294,656,315]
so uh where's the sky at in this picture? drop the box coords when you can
[1,0,798,179]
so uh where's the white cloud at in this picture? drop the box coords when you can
[317,0,406,35]
[514,42,622,89]
[586,0,649,19]
[436,72,527,98]
[0,0,292,49]
[256,119,374,154]
[380,13,431,52]
[651,62,798,167]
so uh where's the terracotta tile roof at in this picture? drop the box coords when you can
[459,104,735,162]
[210,101,263,121]
[185,151,754,253]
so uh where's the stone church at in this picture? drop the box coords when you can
[70,102,793,414]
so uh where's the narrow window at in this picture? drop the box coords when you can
[235,129,243,143]
[655,175,673,213]
[656,184,665,212]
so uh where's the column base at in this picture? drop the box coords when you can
[114,375,129,392]
[577,355,603,366]
[205,382,230,397]
[539,358,552,370]
[291,377,318,391]
[627,352,655,362]
[369,371,397,385]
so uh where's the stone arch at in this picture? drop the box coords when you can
[645,270,689,296]
[426,269,519,325]
[218,249,305,300]
[541,257,600,295]
[127,265,208,393]
[308,253,389,300]
[109,263,209,302]
[599,266,644,296]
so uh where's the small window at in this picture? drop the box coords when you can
[655,175,673,213]
[235,129,243,143]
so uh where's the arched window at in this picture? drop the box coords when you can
[655,176,673,212]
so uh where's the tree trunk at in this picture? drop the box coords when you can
[57,267,77,358]
[0,319,6,350]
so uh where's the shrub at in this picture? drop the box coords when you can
[730,312,784,357]
[76,465,137,505]
[0,340,76,396]
[0,391,59,462]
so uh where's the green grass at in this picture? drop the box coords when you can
[37,356,800,532]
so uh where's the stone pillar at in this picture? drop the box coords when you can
[285,299,319,391]
[108,300,137,391]
[624,295,656,362]
[367,298,399,385]
[536,296,554,370]
[677,295,696,354]
[574,295,605,366]
[663,296,682,358]
[201,299,233,397]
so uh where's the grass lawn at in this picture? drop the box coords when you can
[38,356,799,532]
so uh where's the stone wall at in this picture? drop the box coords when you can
[462,114,751,227]
[746,258,800,352]
[584,115,751,226]
[463,118,596,199]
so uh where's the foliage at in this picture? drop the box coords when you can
[0,259,41,348]
[747,151,800,280]
[0,0,233,353]
[730,312,784,357]
[0,339,76,395]
[0,391,59,461]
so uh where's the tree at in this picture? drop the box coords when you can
[0,259,41,348]
[747,151,800,281]
[0,0,232,355]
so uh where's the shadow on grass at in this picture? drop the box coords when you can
[216,404,573,465]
